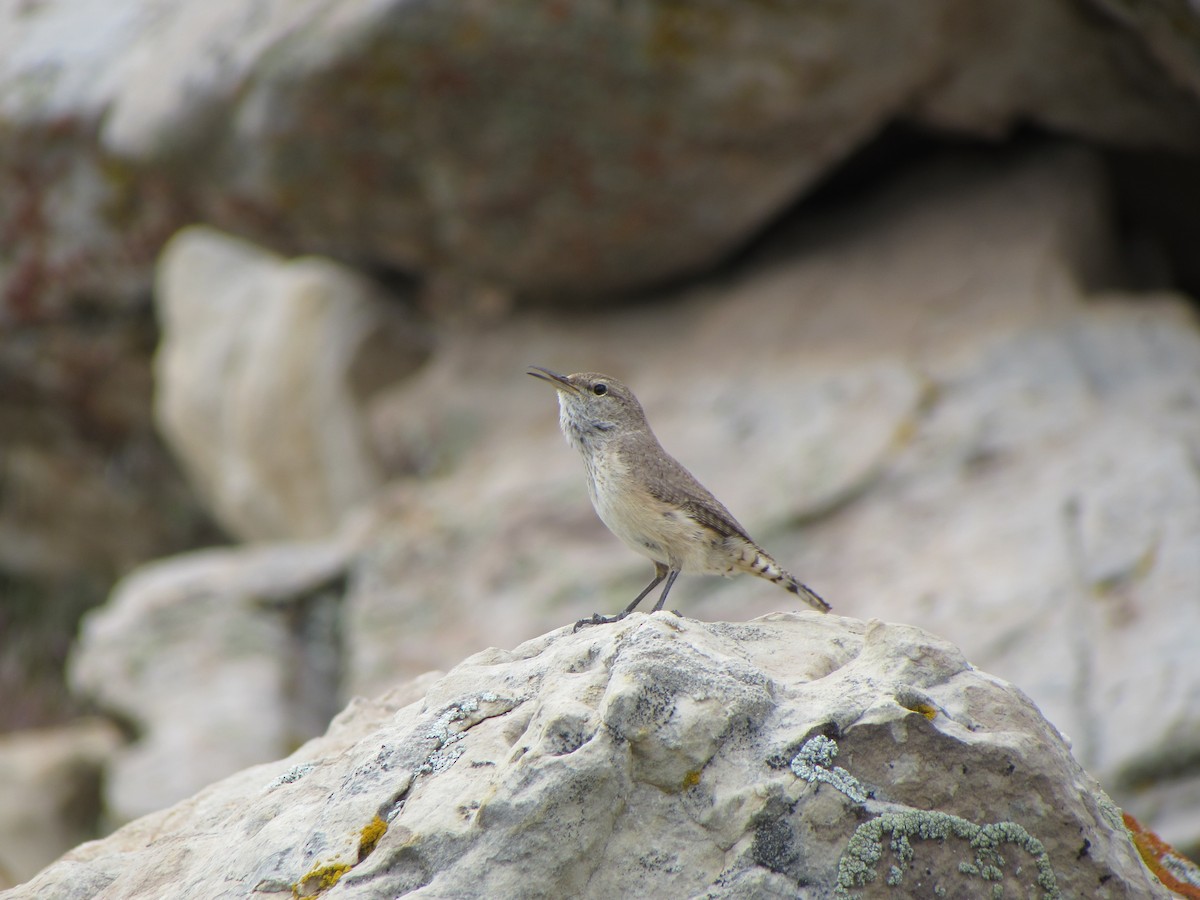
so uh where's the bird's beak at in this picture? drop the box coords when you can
[527,366,579,393]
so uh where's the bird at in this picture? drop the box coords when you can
[528,366,830,629]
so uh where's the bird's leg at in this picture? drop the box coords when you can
[650,568,681,612]
[574,562,668,631]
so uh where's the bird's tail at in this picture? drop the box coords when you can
[741,546,831,612]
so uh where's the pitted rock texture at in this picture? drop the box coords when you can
[10,614,1167,899]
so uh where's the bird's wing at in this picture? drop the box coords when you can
[635,436,753,543]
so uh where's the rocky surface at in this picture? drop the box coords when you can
[0,290,217,731]
[64,146,1200,859]
[6,0,1200,876]
[7,613,1170,898]
[154,227,430,541]
[68,534,364,824]
[5,0,1200,629]
[3,0,1200,312]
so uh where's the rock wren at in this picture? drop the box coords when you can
[528,366,830,629]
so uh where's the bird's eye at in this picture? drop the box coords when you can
[593,383,608,396]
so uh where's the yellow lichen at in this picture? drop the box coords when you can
[292,862,351,898]
[682,770,702,789]
[359,815,388,860]
[896,690,939,721]
[910,702,938,721]
[290,814,391,897]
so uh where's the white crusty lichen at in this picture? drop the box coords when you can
[834,810,1060,899]
[789,734,868,804]
[419,692,516,775]
[265,762,316,790]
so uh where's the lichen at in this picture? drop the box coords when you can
[291,862,351,898]
[419,691,514,775]
[290,813,392,897]
[358,815,388,860]
[835,810,1060,899]
[682,769,702,789]
[895,686,940,721]
[1124,811,1200,898]
[789,735,867,803]
[267,762,316,790]
[1095,789,1125,833]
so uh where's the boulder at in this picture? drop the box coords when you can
[71,148,1200,853]
[153,226,430,541]
[7,614,1169,898]
[341,150,1200,863]
[100,0,1200,297]
[5,0,1200,310]
[69,535,360,823]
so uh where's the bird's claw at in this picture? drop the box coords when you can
[573,612,623,632]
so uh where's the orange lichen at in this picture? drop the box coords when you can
[1124,812,1200,898]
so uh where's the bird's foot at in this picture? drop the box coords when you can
[573,612,625,632]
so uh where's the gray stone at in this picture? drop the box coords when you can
[5,614,1168,898]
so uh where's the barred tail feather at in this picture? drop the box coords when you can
[744,548,831,613]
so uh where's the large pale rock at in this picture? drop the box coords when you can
[77,148,1200,851]
[153,226,429,541]
[0,719,121,889]
[68,536,359,823]
[5,0,1200,309]
[340,147,1200,851]
[99,0,1200,298]
[6,614,1168,898]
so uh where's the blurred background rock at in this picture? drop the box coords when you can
[2,0,1199,888]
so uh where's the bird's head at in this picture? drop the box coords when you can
[527,366,648,448]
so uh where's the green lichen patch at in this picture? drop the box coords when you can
[790,734,867,803]
[835,810,1060,899]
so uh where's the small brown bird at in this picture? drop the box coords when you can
[529,366,830,629]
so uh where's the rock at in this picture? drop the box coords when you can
[0,0,191,318]
[153,226,430,541]
[79,147,1199,849]
[6,0,1200,310]
[340,146,1200,851]
[918,0,1200,148]
[0,718,122,890]
[0,243,216,734]
[0,0,216,730]
[68,535,362,824]
[6,614,1168,898]
[96,0,1200,299]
